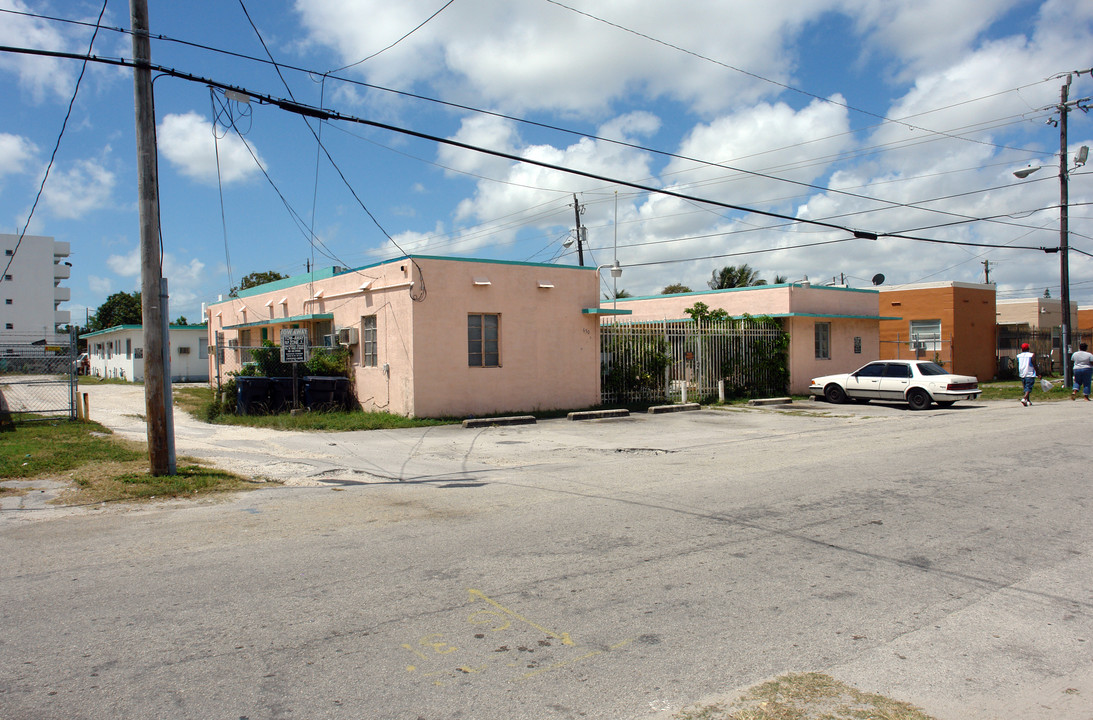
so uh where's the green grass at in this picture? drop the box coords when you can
[0,419,143,479]
[976,378,1069,401]
[674,673,937,720]
[0,419,257,504]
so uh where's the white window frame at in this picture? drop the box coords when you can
[909,319,942,353]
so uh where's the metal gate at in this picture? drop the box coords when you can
[601,319,787,405]
[0,329,77,423]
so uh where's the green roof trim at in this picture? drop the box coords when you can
[224,255,595,302]
[80,324,207,339]
[582,308,633,315]
[222,313,334,330]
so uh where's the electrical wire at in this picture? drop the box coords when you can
[0,0,107,284]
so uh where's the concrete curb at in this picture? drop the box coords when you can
[747,397,793,406]
[461,415,537,428]
[647,402,702,414]
[567,409,631,421]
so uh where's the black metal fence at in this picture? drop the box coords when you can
[996,328,1093,378]
[0,329,77,423]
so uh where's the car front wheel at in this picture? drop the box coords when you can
[907,389,931,410]
[824,384,847,404]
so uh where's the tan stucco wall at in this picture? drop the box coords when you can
[408,258,601,417]
[205,257,601,418]
[996,298,1078,330]
[787,316,878,393]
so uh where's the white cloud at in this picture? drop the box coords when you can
[294,0,839,115]
[0,133,36,177]
[158,112,264,185]
[39,156,115,219]
[88,275,114,294]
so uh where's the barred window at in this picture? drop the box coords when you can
[814,322,830,360]
[362,315,378,367]
[468,313,500,367]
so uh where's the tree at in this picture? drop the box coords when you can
[231,270,288,295]
[173,316,188,326]
[661,283,692,294]
[604,288,632,300]
[708,264,763,289]
[89,291,142,331]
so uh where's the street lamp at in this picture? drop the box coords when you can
[1012,71,1090,388]
[597,261,623,310]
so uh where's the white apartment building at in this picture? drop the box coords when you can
[0,233,71,338]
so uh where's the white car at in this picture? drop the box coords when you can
[809,360,979,410]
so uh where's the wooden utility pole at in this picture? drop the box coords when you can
[572,193,585,266]
[130,0,175,475]
[1058,75,1072,390]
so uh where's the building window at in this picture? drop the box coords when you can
[362,315,377,367]
[178,346,191,355]
[4,299,11,305]
[4,274,11,281]
[814,322,830,360]
[134,347,143,359]
[199,344,209,360]
[4,323,12,330]
[126,338,132,359]
[909,319,942,353]
[3,249,12,256]
[468,313,500,367]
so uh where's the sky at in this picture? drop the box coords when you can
[1,0,1092,326]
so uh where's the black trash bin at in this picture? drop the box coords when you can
[268,377,297,413]
[303,376,349,411]
[235,377,271,415]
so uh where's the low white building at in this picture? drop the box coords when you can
[81,324,209,382]
[0,233,71,338]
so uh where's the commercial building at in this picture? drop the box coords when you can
[876,282,996,381]
[205,256,602,418]
[0,233,71,339]
[81,324,210,382]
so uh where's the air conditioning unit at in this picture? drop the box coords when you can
[336,327,359,346]
[322,334,336,348]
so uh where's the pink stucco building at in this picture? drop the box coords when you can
[609,283,886,394]
[206,256,602,418]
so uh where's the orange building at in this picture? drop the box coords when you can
[1078,306,1093,338]
[877,282,997,381]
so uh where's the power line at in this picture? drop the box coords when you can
[542,0,1055,155]
[0,7,1062,229]
[0,0,108,284]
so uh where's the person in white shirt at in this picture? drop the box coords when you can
[1071,342,1093,401]
[1017,342,1037,407]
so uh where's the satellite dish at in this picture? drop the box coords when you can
[872,273,885,286]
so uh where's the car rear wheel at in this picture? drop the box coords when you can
[824,384,847,404]
[907,388,931,410]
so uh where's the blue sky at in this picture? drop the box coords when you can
[1,0,1092,324]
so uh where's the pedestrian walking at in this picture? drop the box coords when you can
[1071,342,1093,401]
[1017,342,1037,406]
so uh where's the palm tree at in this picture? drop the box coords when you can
[604,289,633,300]
[708,264,762,289]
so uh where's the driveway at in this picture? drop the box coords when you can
[4,384,1089,720]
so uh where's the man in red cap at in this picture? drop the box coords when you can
[1017,342,1037,406]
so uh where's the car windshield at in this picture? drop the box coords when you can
[916,362,949,376]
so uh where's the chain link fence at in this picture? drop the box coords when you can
[0,329,77,423]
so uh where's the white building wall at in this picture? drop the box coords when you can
[0,233,70,337]
[84,325,209,382]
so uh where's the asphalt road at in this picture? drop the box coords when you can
[2,390,1091,720]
